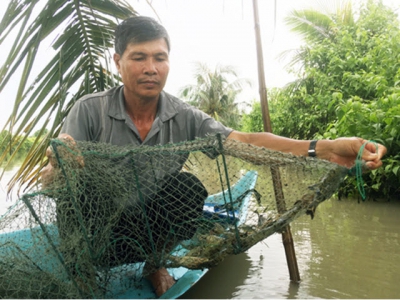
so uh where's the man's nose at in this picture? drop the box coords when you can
[143,59,157,75]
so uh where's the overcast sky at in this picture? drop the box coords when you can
[0,0,398,130]
[133,0,308,100]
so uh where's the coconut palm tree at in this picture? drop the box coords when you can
[0,0,137,192]
[285,0,354,44]
[180,62,251,130]
[280,0,354,92]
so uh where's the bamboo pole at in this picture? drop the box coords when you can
[252,0,300,282]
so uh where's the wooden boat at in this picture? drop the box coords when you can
[0,170,258,299]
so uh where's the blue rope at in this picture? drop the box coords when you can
[354,140,379,201]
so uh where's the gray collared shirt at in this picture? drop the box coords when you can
[61,86,233,207]
[61,85,233,146]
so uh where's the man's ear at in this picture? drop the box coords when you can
[113,53,121,71]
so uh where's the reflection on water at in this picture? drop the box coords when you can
[292,199,400,299]
[183,252,252,299]
[182,198,400,299]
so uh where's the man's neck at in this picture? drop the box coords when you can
[124,91,160,121]
[124,92,160,141]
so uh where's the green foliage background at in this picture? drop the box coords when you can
[180,63,251,130]
[242,0,400,199]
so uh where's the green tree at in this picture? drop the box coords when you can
[241,100,263,133]
[241,88,281,134]
[33,128,48,137]
[0,0,136,191]
[297,1,399,197]
[244,0,400,197]
[285,0,354,43]
[180,62,251,130]
[0,130,35,163]
[280,0,356,139]
[280,0,354,83]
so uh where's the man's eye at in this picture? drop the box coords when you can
[156,56,168,62]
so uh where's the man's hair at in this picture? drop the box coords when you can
[114,16,171,55]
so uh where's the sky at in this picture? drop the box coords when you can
[0,0,399,130]
[131,0,308,102]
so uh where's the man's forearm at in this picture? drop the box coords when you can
[227,131,385,170]
[227,131,319,157]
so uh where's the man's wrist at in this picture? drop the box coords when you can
[308,140,318,157]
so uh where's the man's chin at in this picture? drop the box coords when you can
[138,92,161,102]
[126,86,163,102]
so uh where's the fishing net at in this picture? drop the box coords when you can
[0,134,352,298]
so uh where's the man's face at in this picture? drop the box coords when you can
[113,38,170,101]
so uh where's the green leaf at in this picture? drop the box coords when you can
[391,165,399,175]
[0,0,137,193]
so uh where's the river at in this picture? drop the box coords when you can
[184,198,400,299]
[1,166,399,299]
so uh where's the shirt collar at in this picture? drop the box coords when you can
[108,86,126,120]
[157,91,179,122]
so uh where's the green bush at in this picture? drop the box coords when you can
[242,1,400,199]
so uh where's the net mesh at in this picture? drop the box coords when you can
[0,134,349,298]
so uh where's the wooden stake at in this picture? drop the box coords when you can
[252,0,300,282]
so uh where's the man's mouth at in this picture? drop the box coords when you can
[139,80,159,85]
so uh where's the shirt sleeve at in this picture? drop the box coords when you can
[181,108,232,159]
[190,108,234,139]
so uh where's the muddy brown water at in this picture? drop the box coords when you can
[183,198,400,299]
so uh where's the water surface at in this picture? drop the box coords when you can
[183,198,400,299]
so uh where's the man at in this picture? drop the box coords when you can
[42,16,386,297]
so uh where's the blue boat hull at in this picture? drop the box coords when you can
[0,170,258,299]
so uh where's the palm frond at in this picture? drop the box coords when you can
[0,0,137,193]
[285,9,333,42]
[281,1,354,84]
[179,62,249,130]
[277,46,311,75]
[282,77,308,96]
[285,1,354,44]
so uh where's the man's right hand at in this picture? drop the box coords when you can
[40,133,84,188]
